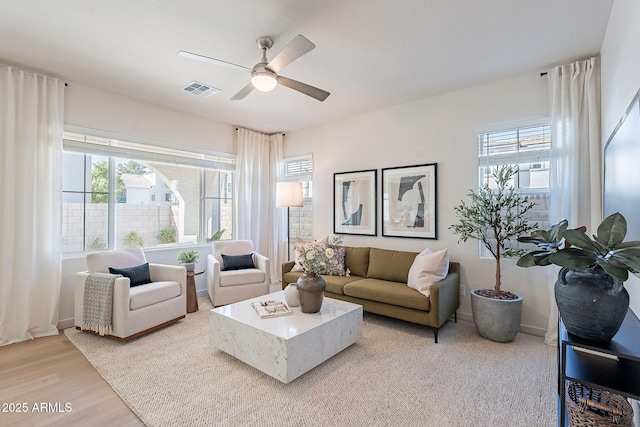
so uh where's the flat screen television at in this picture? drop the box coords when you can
[604,89,640,241]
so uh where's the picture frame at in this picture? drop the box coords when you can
[333,169,377,236]
[382,163,437,239]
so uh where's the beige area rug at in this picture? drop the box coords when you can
[65,298,556,427]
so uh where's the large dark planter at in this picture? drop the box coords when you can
[297,273,326,313]
[555,267,629,342]
[470,289,523,343]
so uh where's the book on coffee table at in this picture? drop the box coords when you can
[251,300,293,318]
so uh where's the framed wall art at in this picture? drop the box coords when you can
[333,169,377,236]
[382,163,437,239]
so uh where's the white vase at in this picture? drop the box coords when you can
[284,283,300,307]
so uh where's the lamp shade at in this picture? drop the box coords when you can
[276,182,303,208]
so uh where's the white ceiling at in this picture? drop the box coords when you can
[0,0,613,133]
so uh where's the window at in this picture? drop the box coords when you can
[282,155,313,243]
[477,123,550,257]
[62,131,235,253]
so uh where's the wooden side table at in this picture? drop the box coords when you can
[186,270,204,313]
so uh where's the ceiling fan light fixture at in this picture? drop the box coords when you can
[251,72,277,92]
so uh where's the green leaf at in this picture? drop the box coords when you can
[615,240,640,249]
[517,251,549,267]
[598,260,629,282]
[613,252,640,273]
[548,248,596,268]
[596,212,627,248]
[549,219,568,242]
[562,229,601,252]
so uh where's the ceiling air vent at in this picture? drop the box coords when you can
[181,81,221,97]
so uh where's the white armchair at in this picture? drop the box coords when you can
[74,248,186,341]
[207,240,270,306]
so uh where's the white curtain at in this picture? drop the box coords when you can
[545,57,602,345]
[235,128,284,283]
[0,65,64,346]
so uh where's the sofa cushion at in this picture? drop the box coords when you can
[129,280,181,310]
[221,253,255,271]
[343,278,430,311]
[109,263,152,287]
[344,246,370,277]
[407,248,449,297]
[283,271,363,295]
[220,268,265,287]
[366,248,417,283]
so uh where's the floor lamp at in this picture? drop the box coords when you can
[276,182,303,261]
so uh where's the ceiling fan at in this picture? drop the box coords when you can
[178,34,330,102]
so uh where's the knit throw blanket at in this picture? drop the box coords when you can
[82,272,119,336]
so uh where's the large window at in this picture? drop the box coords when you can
[62,132,235,253]
[477,123,550,257]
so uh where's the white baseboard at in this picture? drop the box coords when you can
[57,317,75,331]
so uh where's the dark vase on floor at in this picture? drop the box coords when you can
[555,267,629,342]
[297,273,326,313]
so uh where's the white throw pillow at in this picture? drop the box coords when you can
[407,248,449,297]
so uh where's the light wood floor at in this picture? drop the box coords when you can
[0,332,143,427]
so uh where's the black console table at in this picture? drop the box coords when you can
[558,309,640,426]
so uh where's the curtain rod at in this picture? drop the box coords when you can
[235,127,285,136]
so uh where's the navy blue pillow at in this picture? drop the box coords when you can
[109,263,152,287]
[221,253,255,271]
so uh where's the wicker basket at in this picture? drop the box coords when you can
[566,381,633,427]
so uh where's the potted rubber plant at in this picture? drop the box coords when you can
[450,165,537,342]
[178,249,200,272]
[517,212,640,341]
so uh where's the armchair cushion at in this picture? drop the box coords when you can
[109,263,152,287]
[129,281,182,310]
[220,269,266,287]
[221,253,255,271]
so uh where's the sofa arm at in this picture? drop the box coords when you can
[148,263,187,295]
[428,265,460,327]
[253,252,270,280]
[281,261,295,280]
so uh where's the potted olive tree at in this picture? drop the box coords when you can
[178,249,200,272]
[517,212,640,341]
[450,165,537,342]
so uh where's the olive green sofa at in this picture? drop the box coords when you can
[282,246,460,343]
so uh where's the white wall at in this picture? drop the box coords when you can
[284,72,552,335]
[600,0,640,315]
[58,84,234,329]
[65,83,235,154]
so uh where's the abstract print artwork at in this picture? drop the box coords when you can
[382,163,437,239]
[333,169,377,236]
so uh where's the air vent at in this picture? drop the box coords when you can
[181,81,221,97]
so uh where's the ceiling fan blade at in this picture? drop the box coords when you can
[266,34,315,73]
[277,76,330,102]
[230,82,255,100]
[177,50,252,72]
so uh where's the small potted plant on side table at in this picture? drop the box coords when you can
[178,249,200,272]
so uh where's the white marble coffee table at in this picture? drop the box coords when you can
[210,291,363,383]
